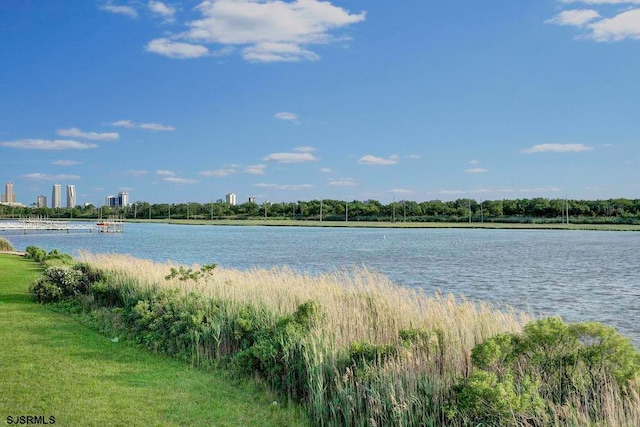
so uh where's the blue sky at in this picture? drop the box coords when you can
[1,0,639,206]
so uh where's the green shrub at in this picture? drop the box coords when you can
[29,265,90,303]
[25,246,46,262]
[29,277,64,303]
[453,317,640,425]
[234,301,324,399]
[24,246,74,266]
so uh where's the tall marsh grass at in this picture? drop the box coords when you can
[0,237,14,251]
[73,251,638,426]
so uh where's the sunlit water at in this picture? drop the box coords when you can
[3,223,639,346]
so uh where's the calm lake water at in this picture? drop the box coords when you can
[3,223,639,346]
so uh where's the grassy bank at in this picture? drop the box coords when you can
[37,252,639,426]
[124,218,640,231]
[0,254,306,426]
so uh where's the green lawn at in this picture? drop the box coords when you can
[0,254,307,426]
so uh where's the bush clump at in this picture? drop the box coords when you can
[29,265,90,303]
[25,246,74,266]
[452,317,640,425]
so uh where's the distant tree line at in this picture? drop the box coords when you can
[2,197,640,224]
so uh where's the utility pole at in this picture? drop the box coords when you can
[392,197,396,222]
[320,199,323,222]
[468,200,472,223]
[345,199,348,222]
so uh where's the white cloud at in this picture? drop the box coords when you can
[328,178,356,186]
[112,120,175,131]
[407,154,421,159]
[56,127,119,141]
[263,152,317,163]
[546,9,601,26]
[294,146,316,152]
[21,173,81,181]
[156,170,176,176]
[469,159,479,165]
[465,168,489,173]
[254,183,313,190]
[148,1,176,21]
[148,0,365,62]
[118,170,148,177]
[163,177,199,184]
[560,1,640,4]
[357,155,398,166]
[199,168,236,177]
[100,4,138,18]
[139,122,176,131]
[438,189,467,195]
[387,189,413,195]
[548,3,640,41]
[275,112,299,122]
[320,168,332,173]
[588,9,640,41]
[245,164,266,175]
[0,139,98,150]
[52,160,83,166]
[438,187,563,196]
[522,143,595,154]
[146,38,210,59]
[243,42,319,62]
[112,120,135,128]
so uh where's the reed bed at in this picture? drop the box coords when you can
[73,251,639,426]
[0,237,14,251]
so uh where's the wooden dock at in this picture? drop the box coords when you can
[0,218,96,233]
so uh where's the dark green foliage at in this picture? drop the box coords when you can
[25,246,74,266]
[89,281,122,307]
[347,340,396,367]
[452,317,640,425]
[29,265,90,303]
[234,301,324,399]
[164,264,217,282]
[127,290,219,361]
[29,278,63,303]
[25,246,46,262]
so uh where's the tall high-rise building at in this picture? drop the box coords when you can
[226,193,236,206]
[52,184,61,208]
[66,185,76,208]
[1,182,15,203]
[105,195,117,207]
[37,195,47,208]
[118,192,129,207]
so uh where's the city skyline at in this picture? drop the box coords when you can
[1,1,639,204]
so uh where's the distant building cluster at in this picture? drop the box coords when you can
[49,184,76,209]
[1,182,21,206]
[2,182,252,210]
[105,192,129,208]
[225,193,237,206]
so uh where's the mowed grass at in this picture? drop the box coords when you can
[0,255,307,427]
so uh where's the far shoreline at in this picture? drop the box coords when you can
[121,218,640,232]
